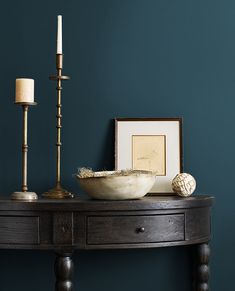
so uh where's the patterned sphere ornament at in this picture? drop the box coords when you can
[172,173,196,197]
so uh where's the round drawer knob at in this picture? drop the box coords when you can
[137,227,145,233]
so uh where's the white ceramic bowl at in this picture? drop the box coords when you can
[76,170,156,200]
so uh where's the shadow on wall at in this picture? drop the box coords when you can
[96,119,115,171]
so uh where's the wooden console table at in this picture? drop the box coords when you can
[0,195,213,291]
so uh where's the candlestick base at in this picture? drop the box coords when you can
[11,191,38,201]
[42,185,73,199]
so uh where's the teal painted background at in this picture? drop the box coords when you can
[0,0,233,290]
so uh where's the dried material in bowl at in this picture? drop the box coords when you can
[76,170,156,200]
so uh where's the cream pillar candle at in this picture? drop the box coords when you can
[15,78,34,103]
[57,15,62,54]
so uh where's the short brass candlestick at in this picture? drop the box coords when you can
[11,102,38,201]
[43,54,73,199]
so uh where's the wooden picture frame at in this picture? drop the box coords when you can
[115,118,183,194]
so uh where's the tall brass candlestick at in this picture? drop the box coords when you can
[11,102,38,200]
[43,54,73,199]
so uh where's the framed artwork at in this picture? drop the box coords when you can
[115,118,183,194]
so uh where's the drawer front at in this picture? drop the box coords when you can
[0,216,39,244]
[87,214,185,245]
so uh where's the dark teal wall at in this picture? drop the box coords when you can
[0,0,233,290]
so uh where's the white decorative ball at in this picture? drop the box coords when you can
[172,173,196,197]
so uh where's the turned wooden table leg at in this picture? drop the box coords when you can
[55,252,74,291]
[195,243,210,291]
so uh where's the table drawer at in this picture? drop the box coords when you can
[0,216,39,244]
[87,214,185,245]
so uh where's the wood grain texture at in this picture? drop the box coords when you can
[0,196,213,291]
[185,208,211,241]
[53,212,73,245]
[0,195,213,211]
[87,214,184,245]
[0,216,39,244]
[0,196,213,250]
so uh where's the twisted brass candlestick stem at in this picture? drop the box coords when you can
[43,54,73,199]
[11,102,38,200]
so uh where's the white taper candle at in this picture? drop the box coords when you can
[57,15,62,54]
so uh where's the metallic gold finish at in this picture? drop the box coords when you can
[22,105,28,192]
[42,185,72,199]
[56,53,63,69]
[43,54,73,199]
[11,103,38,201]
[11,191,38,201]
